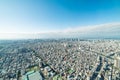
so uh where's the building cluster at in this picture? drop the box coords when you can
[0,39,120,80]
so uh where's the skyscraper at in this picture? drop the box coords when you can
[114,54,120,68]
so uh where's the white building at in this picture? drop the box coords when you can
[22,71,43,80]
[114,54,120,68]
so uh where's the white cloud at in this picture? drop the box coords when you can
[0,22,120,39]
[62,22,120,33]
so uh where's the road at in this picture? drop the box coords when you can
[90,56,103,80]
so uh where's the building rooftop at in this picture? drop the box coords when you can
[28,71,42,80]
[22,71,43,80]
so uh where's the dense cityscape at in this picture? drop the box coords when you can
[0,39,120,80]
[1,0,120,80]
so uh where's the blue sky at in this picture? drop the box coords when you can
[0,0,120,34]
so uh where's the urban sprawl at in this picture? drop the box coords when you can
[0,39,120,80]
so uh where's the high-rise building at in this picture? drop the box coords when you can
[114,54,120,68]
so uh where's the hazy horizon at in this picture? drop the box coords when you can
[0,0,120,39]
